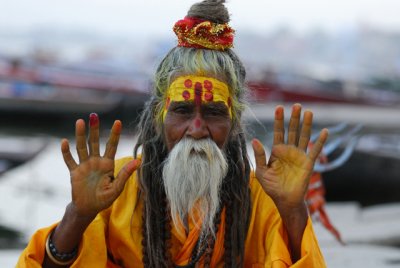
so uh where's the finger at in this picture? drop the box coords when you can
[298,110,313,151]
[88,113,100,157]
[61,139,78,170]
[104,120,122,159]
[287,103,302,145]
[308,128,329,162]
[252,138,267,168]
[75,119,89,163]
[273,105,285,145]
[114,159,141,192]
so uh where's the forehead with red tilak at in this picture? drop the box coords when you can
[162,75,232,120]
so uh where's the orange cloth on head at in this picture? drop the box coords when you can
[17,157,326,267]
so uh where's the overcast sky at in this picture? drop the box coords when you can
[1,0,400,36]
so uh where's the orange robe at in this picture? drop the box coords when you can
[17,157,326,267]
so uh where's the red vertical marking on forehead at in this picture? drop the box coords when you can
[194,118,201,128]
[194,82,202,107]
[165,97,171,109]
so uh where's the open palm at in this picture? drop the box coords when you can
[61,114,139,218]
[252,104,328,210]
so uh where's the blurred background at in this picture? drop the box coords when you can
[1,0,400,267]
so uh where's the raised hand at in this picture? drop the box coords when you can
[252,104,328,211]
[61,113,140,218]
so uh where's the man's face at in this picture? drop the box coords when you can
[161,76,232,233]
[163,100,232,152]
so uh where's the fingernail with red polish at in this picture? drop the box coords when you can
[89,113,99,127]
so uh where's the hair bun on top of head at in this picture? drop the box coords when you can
[187,0,230,24]
[173,0,234,51]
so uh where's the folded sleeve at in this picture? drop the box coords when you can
[266,217,326,268]
[16,214,110,267]
[16,157,135,267]
[17,223,57,268]
[246,175,326,268]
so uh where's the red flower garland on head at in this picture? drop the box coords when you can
[173,17,234,51]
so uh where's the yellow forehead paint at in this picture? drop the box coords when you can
[162,75,232,120]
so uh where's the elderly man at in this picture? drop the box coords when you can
[18,0,327,267]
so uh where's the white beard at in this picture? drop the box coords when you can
[162,137,228,237]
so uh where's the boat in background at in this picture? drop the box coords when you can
[247,71,400,107]
[0,135,48,175]
[324,133,400,206]
[0,57,149,118]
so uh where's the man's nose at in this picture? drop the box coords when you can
[186,113,209,140]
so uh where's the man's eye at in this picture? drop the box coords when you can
[204,107,229,117]
[207,110,225,116]
[172,106,191,114]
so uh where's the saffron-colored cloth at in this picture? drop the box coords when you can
[17,157,326,267]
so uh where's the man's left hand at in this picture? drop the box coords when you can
[252,103,329,212]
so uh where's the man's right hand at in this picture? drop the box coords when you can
[43,114,140,267]
[61,113,140,219]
